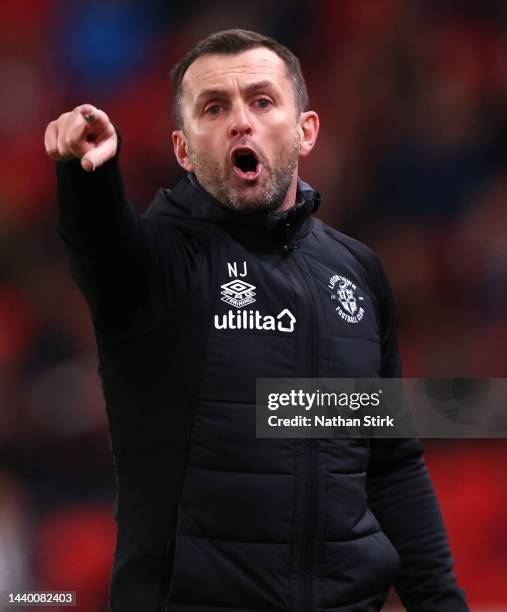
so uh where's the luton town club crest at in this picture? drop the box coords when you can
[220,279,256,308]
[329,275,365,324]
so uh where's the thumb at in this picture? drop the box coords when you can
[81,157,95,172]
[80,132,118,172]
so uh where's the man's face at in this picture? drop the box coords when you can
[173,47,306,213]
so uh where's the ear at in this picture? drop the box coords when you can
[297,111,319,157]
[172,130,194,172]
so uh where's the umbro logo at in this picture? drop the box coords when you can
[220,279,256,308]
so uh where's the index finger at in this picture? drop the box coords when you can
[82,111,96,124]
[68,105,111,139]
[76,104,104,128]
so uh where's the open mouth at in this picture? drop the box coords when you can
[231,147,262,181]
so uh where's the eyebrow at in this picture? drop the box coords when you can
[194,80,278,108]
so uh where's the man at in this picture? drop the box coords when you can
[44,29,468,612]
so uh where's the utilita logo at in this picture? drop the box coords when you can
[214,308,296,333]
[214,261,296,333]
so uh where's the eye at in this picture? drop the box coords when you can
[205,104,223,116]
[254,97,272,110]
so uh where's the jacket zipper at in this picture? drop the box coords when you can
[284,248,319,612]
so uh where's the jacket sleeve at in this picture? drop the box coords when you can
[56,135,189,335]
[366,261,469,611]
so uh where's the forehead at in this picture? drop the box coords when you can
[181,47,289,100]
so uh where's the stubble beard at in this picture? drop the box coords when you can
[189,130,300,214]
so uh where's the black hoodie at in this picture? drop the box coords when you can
[56,150,469,612]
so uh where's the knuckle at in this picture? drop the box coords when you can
[55,140,65,152]
[64,135,74,152]
[57,135,70,156]
[57,113,70,128]
[65,131,78,148]
[66,138,82,158]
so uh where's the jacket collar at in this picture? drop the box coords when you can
[145,173,321,253]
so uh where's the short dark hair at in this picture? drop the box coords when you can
[170,28,309,129]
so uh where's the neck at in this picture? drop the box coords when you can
[276,173,299,212]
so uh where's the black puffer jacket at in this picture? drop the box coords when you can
[56,151,469,612]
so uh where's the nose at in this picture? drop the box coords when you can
[228,103,252,138]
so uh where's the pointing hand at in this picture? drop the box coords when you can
[44,104,118,172]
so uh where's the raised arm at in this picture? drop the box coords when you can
[44,105,162,334]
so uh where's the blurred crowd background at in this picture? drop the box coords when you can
[1,1,506,610]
